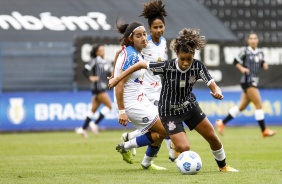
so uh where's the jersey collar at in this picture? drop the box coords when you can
[175,58,193,73]
[247,46,259,54]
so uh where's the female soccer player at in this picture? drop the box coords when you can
[75,44,113,138]
[113,20,168,170]
[109,28,238,172]
[216,32,276,137]
[120,0,178,162]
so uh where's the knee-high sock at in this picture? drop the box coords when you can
[141,145,161,167]
[124,132,153,150]
[255,109,266,132]
[82,111,95,129]
[223,106,240,125]
[212,146,226,168]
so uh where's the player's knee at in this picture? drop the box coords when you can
[175,143,190,153]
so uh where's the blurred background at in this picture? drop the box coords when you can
[0,0,281,131]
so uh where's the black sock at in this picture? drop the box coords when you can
[257,119,266,132]
[215,158,226,168]
[223,114,234,125]
[95,113,105,125]
[82,117,91,129]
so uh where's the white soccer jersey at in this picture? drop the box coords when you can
[114,46,145,106]
[114,45,158,133]
[142,35,167,101]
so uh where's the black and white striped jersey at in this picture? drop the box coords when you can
[83,56,112,91]
[148,58,214,117]
[234,46,265,86]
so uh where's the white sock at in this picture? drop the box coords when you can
[254,109,264,121]
[86,111,95,119]
[141,154,154,167]
[212,146,226,161]
[124,138,138,150]
[229,106,240,118]
[128,130,142,140]
[164,138,171,151]
[100,106,111,116]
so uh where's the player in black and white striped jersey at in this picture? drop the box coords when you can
[75,44,113,138]
[216,32,276,138]
[109,28,238,172]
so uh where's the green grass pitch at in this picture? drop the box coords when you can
[0,126,281,184]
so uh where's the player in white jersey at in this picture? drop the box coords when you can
[119,0,179,162]
[114,20,168,170]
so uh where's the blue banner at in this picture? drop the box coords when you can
[0,89,281,131]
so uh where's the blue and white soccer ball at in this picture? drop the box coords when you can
[176,150,202,175]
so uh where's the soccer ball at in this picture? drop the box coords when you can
[176,150,202,175]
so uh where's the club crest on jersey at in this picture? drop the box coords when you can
[167,121,176,131]
[142,117,149,123]
[189,76,196,84]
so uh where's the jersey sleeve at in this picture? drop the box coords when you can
[234,48,246,65]
[84,58,96,71]
[198,62,214,86]
[147,61,167,75]
[121,52,139,71]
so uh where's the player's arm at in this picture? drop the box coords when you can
[208,81,224,100]
[109,61,147,88]
[233,49,249,74]
[233,59,249,74]
[115,73,131,126]
[82,61,99,82]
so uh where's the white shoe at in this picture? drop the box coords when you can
[89,121,99,135]
[75,127,88,138]
[121,132,137,156]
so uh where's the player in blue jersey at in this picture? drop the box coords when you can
[216,32,276,138]
[119,0,178,162]
[113,20,168,170]
[110,28,238,172]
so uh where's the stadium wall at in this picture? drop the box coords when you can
[0,90,281,132]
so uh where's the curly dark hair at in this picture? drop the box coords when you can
[140,0,167,27]
[170,28,206,54]
[90,44,104,58]
[116,18,144,46]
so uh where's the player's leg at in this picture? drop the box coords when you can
[121,130,142,156]
[216,91,250,135]
[89,91,112,134]
[246,87,276,137]
[75,94,100,138]
[195,117,238,172]
[140,119,167,170]
[116,100,167,166]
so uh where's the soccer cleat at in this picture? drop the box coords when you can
[116,143,134,164]
[168,156,176,162]
[141,163,167,170]
[262,128,276,138]
[89,121,99,135]
[75,127,88,138]
[121,132,137,156]
[218,165,239,172]
[216,119,225,136]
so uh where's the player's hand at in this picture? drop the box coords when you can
[210,91,224,100]
[241,68,249,74]
[118,113,130,126]
[108,78,119,89]
[263,63,269,70]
